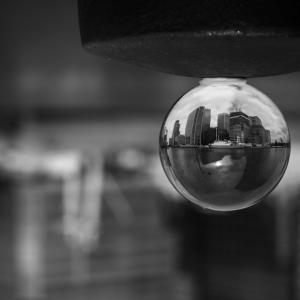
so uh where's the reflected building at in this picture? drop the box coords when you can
[217,113,230,140]
[250,125,270,146]
[265,130,271,144]
[185,109,198,145]
[228,111,270,145]
[250,116,262,126]
[202,109,211,145]
[208,127,217,144]
[172,120,181,146]
[161,127,168,147]
[177,135,186,145]
[230,124,244,143]
[182,107,273,147]
[229,111,250,143]
[218,113,229,131]
[185,106,211,145]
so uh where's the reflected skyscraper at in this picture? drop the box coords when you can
[229,111,250,143]
[208,127,217,144]
[217,113,230,140]
[185,106,211,145]
[218,113,230,131]
[227,111,271,146]
[265,130,271,144]
[202,108,211,145]
[185,109,198,145]
[250,125,268,146]
[172,120,181,146]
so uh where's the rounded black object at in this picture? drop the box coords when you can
[79,0,300,77]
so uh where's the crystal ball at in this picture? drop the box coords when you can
[159,78,290,211]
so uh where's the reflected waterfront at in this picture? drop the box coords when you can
[160,78,290,210]
[161,147,289,210]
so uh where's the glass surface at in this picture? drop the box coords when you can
[160,78,290,211]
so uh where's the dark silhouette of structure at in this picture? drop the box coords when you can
[185,107,211,145]
[168,108,274,147]
[172,120,181,146]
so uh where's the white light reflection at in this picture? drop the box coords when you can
[215,161,222,167]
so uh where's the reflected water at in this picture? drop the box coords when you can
[161,147,289,211]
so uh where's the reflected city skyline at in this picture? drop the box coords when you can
[162,107,285,148]
[160,79,290,211]
[162,79,289,149]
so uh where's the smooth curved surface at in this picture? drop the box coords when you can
[159,78,290,211]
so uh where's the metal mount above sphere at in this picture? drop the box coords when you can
[78,0,300,78]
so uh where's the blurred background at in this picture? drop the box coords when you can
[1,0,300,299]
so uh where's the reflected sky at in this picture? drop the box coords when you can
[165,78,289,143]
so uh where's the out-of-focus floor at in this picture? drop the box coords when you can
[0,118,299,300]
[0,118,193,300]
[15,183,181,300]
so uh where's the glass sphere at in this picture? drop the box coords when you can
[159,78,290,211]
